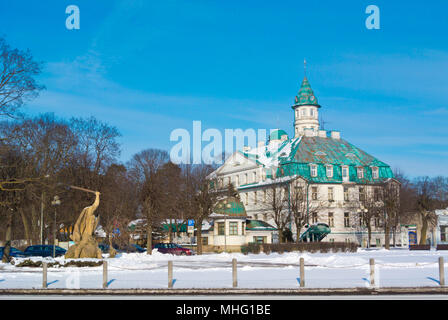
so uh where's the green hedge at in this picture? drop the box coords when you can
[241,242,358,255]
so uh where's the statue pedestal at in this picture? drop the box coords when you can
[65,237,102,259]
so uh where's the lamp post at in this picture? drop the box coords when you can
[356,205,369,248]
[51,195,61,258]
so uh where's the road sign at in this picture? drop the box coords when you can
[187,219,194,233]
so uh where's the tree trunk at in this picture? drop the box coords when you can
[146,221,152,255]
[19,208,32,246]
[367,224,372,248]
[168,220,173,243]
[196,219,203,255]
[419,215,428,245]
[295,222,302,244]
[2,210,13,263]
[30,205,39,245]
[384,225,390,250]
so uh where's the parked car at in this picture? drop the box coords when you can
[120,244,146,253]
[98,243,146,254]
[152,243,194,256]
[0,247,27,258]
[24,245,66,257]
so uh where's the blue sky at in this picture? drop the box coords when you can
[1,0,447,176]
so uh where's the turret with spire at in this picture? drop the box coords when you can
[292,60,321,138]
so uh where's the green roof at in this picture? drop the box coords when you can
[213,197,247,217]
[293,77,320,107]
[162,223,187,232]
[246,219,276,231]
[277,136,394,183]
[269,129,289,141]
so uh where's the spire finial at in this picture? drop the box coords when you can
[304,59,307,77]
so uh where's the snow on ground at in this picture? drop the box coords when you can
[0,248,447,289]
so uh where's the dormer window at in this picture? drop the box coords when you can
[310,164,318,177]
[357,167,364,179]
[326,165,333,178]
[372,167,379,179]
[342,166,349,182]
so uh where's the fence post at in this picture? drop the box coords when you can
[300,257,305,288]
[232,258,237,288]
[369,258,375,287]
[439,257,445,286]
[168,261,173,288]
[103,260,108,289]
[42,262,47,289]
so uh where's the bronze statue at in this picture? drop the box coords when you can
[65,187,103,259]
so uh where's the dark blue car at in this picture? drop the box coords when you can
[0,247,27,258]
[24,245,66,257]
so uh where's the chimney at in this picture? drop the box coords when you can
[330,131,341,139]
[243,146,251,152]
[318,130,327,138]
[304,128,314,137]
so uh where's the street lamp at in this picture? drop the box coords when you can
[51,195,61,258]
[356,205,369,248]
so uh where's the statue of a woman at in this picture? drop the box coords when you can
[71,191,100,243]
[65,191,103,259]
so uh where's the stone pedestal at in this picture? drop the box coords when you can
[65,237,102,259]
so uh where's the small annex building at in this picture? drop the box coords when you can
[201,196,276,252]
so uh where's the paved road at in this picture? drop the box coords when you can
[1,294,448,300]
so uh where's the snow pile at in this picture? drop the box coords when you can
[245,137,301,168]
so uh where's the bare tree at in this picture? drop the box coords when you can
[0,37,44,118]
[289,180,324,242]
[413,176,448,245]
[380,180,401,249]
[184,164,217,255]
[127,149,169,254]
[263,183,289,243]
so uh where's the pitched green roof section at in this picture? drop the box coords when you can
[214,197,247,217]
[293,77,320,107]
[277,136,394,184]
[269,129,288,141]
[246,219,277,231]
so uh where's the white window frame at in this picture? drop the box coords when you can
[342,166,349,182]
[326,165,333,178]
[328,187,334,201]
[371,166,379,179]
[310,164,318,177]
[357,167,364,179]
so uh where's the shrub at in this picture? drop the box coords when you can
[241,242,358,254]
[13,259,103,268]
